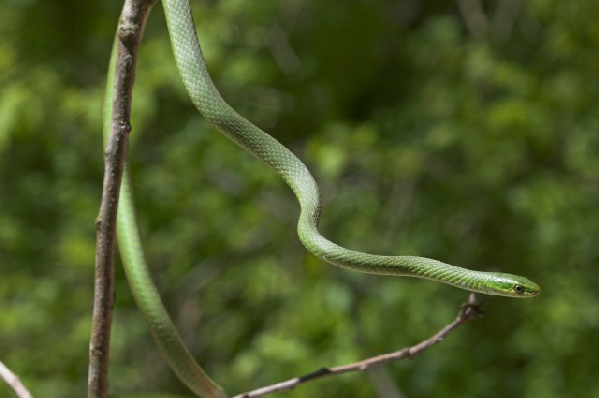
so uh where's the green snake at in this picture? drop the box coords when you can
[105,0,541,397]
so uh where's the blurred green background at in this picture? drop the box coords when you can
[1,0,598,397]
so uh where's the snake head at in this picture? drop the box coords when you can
[488,273,541,297]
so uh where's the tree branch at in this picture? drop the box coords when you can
[233,294,483,398]
[88,1,156,398]
[0,360,33,398]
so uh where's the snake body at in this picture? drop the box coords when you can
[161,0,540,298]
[106,1,540,397]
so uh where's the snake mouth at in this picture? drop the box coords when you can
[527,286,542,297]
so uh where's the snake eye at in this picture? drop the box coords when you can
[514,284,524,294]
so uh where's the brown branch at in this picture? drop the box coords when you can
[88,1,156,398]
[0,360,33,398]
[233,294,483,398]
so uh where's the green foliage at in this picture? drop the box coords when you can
[1,1,598,397]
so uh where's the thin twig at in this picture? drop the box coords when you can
[233,294,483,398]
[0,360,33,398]
[88,1,156,398]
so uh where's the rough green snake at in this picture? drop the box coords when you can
[104,0,541,397]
